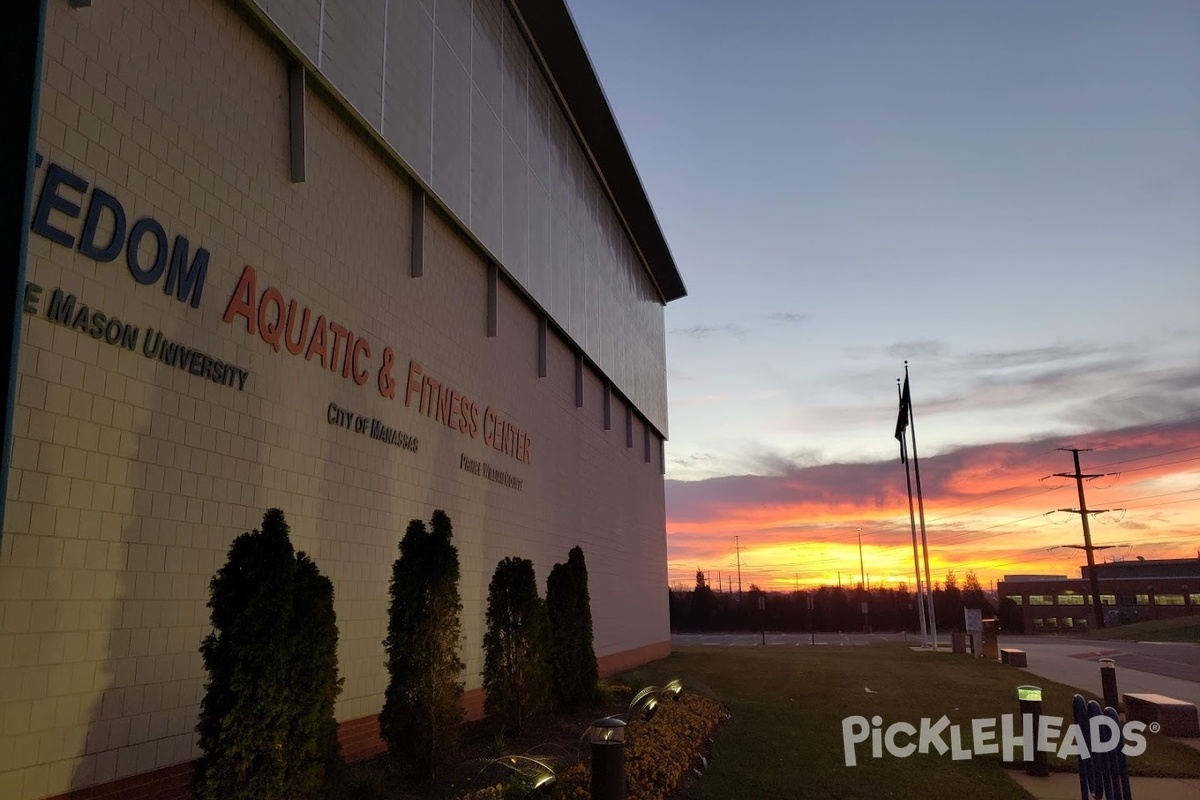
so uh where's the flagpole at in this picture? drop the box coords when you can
[899,380,928,647]
[906,362,938,649]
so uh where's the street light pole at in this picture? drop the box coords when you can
[857,527,865,590]
[858,527,870,633]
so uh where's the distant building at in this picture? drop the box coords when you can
[998,556,1200,633]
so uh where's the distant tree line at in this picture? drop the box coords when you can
[670,569,997,632]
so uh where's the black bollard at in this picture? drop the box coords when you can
[1018,686,1049,777]
[1099,658,1119,711]
[590,717,626,800]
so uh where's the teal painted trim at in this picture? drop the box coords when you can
[0,0,49,541]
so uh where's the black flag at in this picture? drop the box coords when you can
[895,376,910,463]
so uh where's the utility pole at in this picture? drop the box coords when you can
[1053,448,1113,630]
[857,526,871,632]
[857,527,866,590]
[735,536,743,598]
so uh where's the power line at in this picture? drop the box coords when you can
[926,486,1061,524]
[1088,444,1200,471]
[1111,455,1200,474]
[1106,487,1200,506]
[1123,496,1200,510]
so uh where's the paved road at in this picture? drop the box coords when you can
[672,631,913,647]
[1002,635,1200,684]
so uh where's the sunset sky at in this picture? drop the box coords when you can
[567,0,1200,591]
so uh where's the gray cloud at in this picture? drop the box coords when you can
[768,312,810,324]
[957,343,1101,370]
[666,368,692,382]
[1054,363,1200,432]
[740,447,827,477]
[671,324,746,340]
[669,451,721,469]
[885,339,947,359]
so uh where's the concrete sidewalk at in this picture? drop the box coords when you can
[994,636,1200,799]
[1005,637,1200,708]
[1010,771,1200,800]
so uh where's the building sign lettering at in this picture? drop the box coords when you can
[25,159,530,461]
[224,265,531,464]
[460,454,523,491]
[24,283,250,391]
[326,402,419,453]
[31,158,209,308]
[223,265,373,386]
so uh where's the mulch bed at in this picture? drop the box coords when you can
[347,688,725,800]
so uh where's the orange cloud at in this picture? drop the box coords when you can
[666,419,1200,592]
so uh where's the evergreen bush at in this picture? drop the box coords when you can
[289,553,345,795]
[380,510,465,777]
[482,557,551,737]
[195,508,344,800]
[546,546,600,710]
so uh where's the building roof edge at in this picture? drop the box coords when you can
[511,0,687,304]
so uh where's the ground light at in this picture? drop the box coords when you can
[491,755,557,797]
[589,717,626,800]
[1016,685,1049,777]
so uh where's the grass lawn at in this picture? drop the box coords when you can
[617,644,1200,800]
[1070,615,1200,643]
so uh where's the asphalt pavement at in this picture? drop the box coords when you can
[999,635,1200,708]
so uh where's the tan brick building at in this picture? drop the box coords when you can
[0,1,685,797]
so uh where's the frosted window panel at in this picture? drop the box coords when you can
[432,35,470,220]
[569,148,587,245]
[549,112,571,215]
[550,209,570,327]
[527,78,550,191]
[470,88,503,253]
[383,0,434,181]
[321,0,386,122]
[569,236,585,346]
[256,0,322,64]
[502,136,529,285]
[501,13,529,158]
[472,0,503,116]
[528,183,551,304]
[435,0,472,67]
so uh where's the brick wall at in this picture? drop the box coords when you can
[0,1,671,798]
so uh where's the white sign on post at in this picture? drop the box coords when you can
[964,608,983,632]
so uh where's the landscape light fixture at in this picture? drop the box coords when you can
[1016,686,1042,702]
[1016,685,1048,776]
[589,717,627,800]
[628,686,660,720]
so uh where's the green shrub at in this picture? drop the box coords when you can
[195,508,344,800]
[289,553,345,794]
[546,546,600,710]
[482,557,551,737]
[380,510,465,777]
